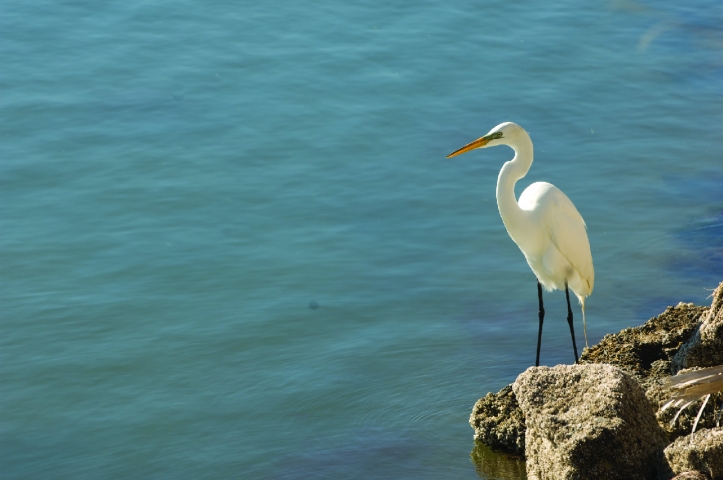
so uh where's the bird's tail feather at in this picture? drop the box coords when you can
[580,297,588,349]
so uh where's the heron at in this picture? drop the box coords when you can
[447,122,594,366]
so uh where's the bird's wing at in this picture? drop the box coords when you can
[529,183,595,295]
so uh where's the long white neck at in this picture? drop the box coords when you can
[495,131,533,242]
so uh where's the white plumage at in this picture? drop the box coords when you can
[448,122,594,365]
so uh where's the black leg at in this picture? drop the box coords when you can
[536,280,545,367]
[565,282,579,364]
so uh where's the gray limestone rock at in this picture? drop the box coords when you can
[673,282,723,373]
[664,428,723,479]
[468,280,723,475]
[469,384,525,456]
[579,302,707,381]
[512,364,669,480]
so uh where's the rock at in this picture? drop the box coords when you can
[579,302,707,381]
[673,282,723,373]
[468,280,723,464]
[578,299,718,440]
[469,385,526,456]
[664,428,723,479]
[512,364,669,480]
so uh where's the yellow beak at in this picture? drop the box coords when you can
[446,135,490,158]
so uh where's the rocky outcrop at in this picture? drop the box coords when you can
[578,302,712,439]
[512,364,669,480]
[664,428,723,479]
[578,302,707,382]
[673,283,723,373]
[469,280,723,479]
[469,385,525,456]
[469,302,710,455]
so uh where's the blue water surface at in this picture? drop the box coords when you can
[2,0,722,478]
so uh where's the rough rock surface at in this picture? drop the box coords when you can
[664,428,723,479]
[469,298,717,456]
[578,302,713,439]
[579,302,707,382]
[469,385,525,455]
[512,364,669,480]
[469,280,723,478]
[673,283,723,373]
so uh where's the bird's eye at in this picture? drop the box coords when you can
[496,132,503,138]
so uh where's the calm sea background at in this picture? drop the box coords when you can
[2,0,722,478]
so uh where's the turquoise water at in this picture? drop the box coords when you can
[2,1,722,478]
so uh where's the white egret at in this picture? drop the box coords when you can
[447,122,594,366]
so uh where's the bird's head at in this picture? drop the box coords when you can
[446,122,525,158]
